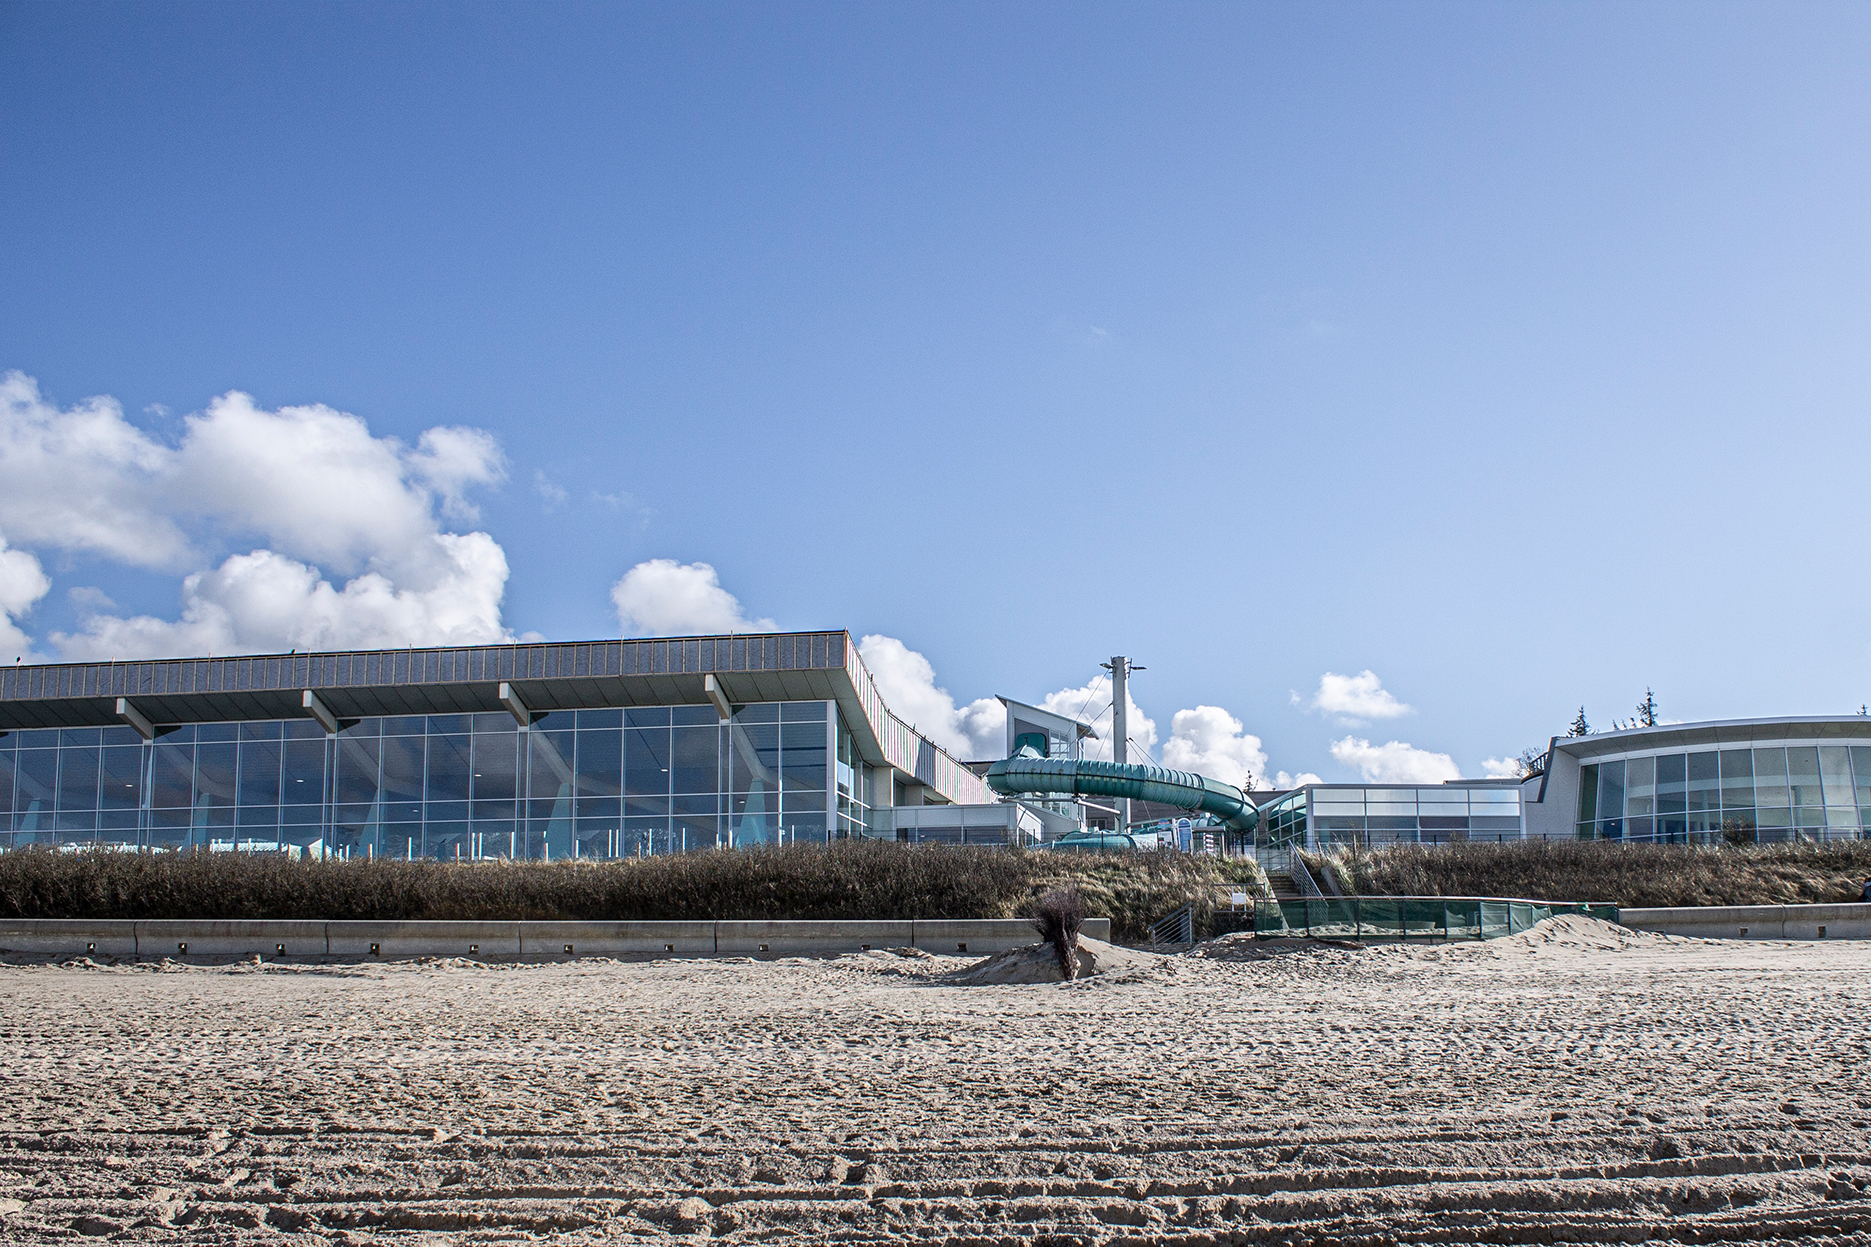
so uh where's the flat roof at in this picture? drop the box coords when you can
[0,631,992,805]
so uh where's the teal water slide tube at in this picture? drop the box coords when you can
[983,756,1259,833]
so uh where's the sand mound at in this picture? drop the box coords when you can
[946,936,1159,985]
[1490,912,1681,953]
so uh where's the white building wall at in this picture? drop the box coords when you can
[1523,745,1582,839]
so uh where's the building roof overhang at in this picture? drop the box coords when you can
[0,630,994,805]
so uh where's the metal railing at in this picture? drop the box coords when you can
[1290,855,1326,899]
[1252,896,1620,941]
[1255,840,1293,874]
[1150,905,1194,950]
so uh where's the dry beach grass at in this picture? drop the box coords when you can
[1323,839,1871,908]
[3,917,1870,1244]
[0,843,1264,943]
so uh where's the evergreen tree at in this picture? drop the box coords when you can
[1637,688,1658,728]
[1568,706,1590,737]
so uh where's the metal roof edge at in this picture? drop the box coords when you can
[1551,715,1871,759]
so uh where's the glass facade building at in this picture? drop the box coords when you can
[0,700,863,857]
[0,632,1002,857]
[1259,783,1524,852]
[1576,744,1871,843]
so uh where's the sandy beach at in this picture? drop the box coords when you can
[3,918,1869,1244]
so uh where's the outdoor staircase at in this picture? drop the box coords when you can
[1268,873,1302,900]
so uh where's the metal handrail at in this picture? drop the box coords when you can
[1290,855,1326,899]
[1149,904,1194,950]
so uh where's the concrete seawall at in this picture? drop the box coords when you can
[0,917,1111,962]
[1617,902,1871,941]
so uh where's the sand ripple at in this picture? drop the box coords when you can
[1,918,1868,1244]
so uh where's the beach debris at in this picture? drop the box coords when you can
[1029,887,1086,979]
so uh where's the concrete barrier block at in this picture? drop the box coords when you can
[1618,904,1784,940]
[135,919,329,960]
[1619,902,1871,941]
[0,919,138,960]
[910,918,1111,955]
[1785,903,1871,940]
[716,920,912,956]
[518,921,715,957]
[326,921,520,960]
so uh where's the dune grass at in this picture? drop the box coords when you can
[1322,839,1871,908]
[0,842,1269,942]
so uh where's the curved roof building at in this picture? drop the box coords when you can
[1527,716,1871,843]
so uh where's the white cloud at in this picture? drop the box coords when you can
[534,469,569,511]
[52,534,511,660]
[858,635,1004,759]
[407,426,506,522]
[0,372,513,658]
[0,532,50,660]
[168,390,503,581]
[611,559,776,638]
[0,371,184,565]
[0,374,508,581]
[1306,669,1412,724]
[1480,756,1523,779]
[1329,736,1462,784]
[1161,705,1268,790]
[1274,770,1324,789]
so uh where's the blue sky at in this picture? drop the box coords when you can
[3,1,1869,785]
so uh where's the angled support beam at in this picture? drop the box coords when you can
[498,681,532,727]
[302,689,338,735]
[114,697,155,742]
[703,673,733,722]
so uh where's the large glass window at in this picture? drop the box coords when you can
[239,727,283,808]
[1596,760,1626,838]
[55,744,100,829]
[378,733,425,822]
[528,728,575,860]
[623,726,668,796]
[0,738,14,830]
[1718,749,1753,809]
[1684,752,1718,812]
[0,700,865,857]
[472,729,520,837]
[1753,748,1789,826]
[1576,764,1598,833]
[426,733,472,805]
[98,746,142,813]
[1787,747,1824,827]
[1819,746,1854,810]
[669,725,717,794]
[15,746,56,832]
[1624,756,1655,817]
[149,737,194,811]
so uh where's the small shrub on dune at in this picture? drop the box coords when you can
[1028,887,1086,979]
